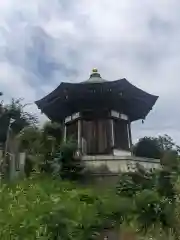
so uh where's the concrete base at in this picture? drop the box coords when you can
[81,154,161,173]
[113,149,131,157]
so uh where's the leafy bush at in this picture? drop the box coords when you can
[116,164,179,237]
[135,189,163,230]
[52,140,85,181]
[1,157,180,239]
[116,165,159,197]
[0,176,132,239]
[1,171,180,239]
[116,172,141,197]
[133,137,161,159]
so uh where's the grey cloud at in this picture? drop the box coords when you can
[148,17,174,35]
[0,25,79,87]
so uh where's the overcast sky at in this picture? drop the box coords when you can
[0,0,179,144]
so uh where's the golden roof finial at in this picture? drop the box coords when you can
[92,68,98,73]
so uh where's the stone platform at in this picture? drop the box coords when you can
[81,154,161,173]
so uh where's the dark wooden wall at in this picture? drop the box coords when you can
[82,119,111,155]
[114,119,129,151]
[66,121,78,141]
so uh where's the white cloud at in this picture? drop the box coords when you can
[0,62,35,100]
[0,61,46,122]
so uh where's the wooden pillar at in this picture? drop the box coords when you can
[127,121,132,153]
[63,123,67,142]
[77,119,82,151]
[110,119,115,148]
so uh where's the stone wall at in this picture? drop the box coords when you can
[82,155,161,173]
[0,151,26,180]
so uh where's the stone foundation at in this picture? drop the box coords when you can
[82,155,161,173]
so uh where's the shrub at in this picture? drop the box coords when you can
[133,137,161,159]
[0,176,102,239]
[0,175,135,239]
[116,172,141,197]
[116,166,159,197]
[52,140,85,181]
[1,163,180,239]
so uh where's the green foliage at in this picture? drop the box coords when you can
[17,121,63,176]
[116,165,159,198]
[157,170,175,200]
[1,168,180,239]
[41,121,62,159]
[0,176,75,239]
[133,137,161,159]
[116,172,141,197]
[18,126,42,153]
[133,134,180,160]
[135,189,162,229]
[161,150,179,171]
[158,134,178,152]
[43,121,62,143]
[0,176,130,239]
[134,190,175,234]
[0,98,37,144]
[116,164,179,236]
[5,98,37,133]
[24,155,35,177]
[52,140,85,181]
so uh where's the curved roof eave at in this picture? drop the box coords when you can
[35,82,68,109]
[35,78,159,121]
[116,78,159,101]
[36,78,158,107]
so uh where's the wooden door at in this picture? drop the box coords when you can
[82,119,111,155]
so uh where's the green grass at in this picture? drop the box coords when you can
[0,174,179,239]
[0,176,72,239]
[0,175,122,239]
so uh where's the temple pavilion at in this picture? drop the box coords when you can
[36,69,158,162]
